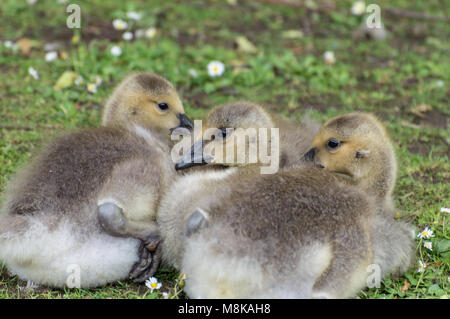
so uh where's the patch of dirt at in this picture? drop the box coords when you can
[296,94,343,113]
[406,135,448,157]
[411,167,450,185]
[39,26,73,46]
[40,15,124,46]
[412,110,449,129]
[0,64,19,74]
[184,91,211,109]
[173,31,203,47]
[82,16,123,42]
[407,140,432,156]
[402,77,420,89]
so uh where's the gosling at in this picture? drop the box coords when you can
[159,111,414,298]
[0,73,193,288]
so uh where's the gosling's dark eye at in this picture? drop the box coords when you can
[157,102,169,111]
[326,139,340,151]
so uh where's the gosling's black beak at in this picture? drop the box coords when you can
[303,147,317,162]
[177,113,194,131]
[175,140,213,171]
[303,147,325,168]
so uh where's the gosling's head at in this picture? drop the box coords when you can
[304,112,397,205]
[175,101,279,172]
[102,73,193,135]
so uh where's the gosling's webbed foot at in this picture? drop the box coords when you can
[97,201,163,282]
[129,237,162,283]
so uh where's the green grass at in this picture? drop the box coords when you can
[0,0,448,299]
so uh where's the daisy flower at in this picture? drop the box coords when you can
[71,35,80,44]
[122,31,133,41]
[417,260,426,273]
[441,207,450,213]
[45,51,58,62]
[351,1,366,16]
[94,76,102,86]
[135,29,145,38]
[110,45,122,56]
[28,67,39,80]
[60,51,68,60]
[435,81,444,88]
[417,227,434,239]
[145,27,157,39]
[112,19,128,31]
[74,75,84,86]
[207,61,225,77]
[127,11,142,21]
[87,83,97,94]
[424,241,432,251]
[188,69,198,78]
[145,277,162,293]
[162,292,169,299]
[323,51,336,65]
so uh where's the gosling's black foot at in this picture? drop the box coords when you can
[129,238,162,283]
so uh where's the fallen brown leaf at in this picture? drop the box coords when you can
[54,71,78,90]
[411,103,432,118]
[425,261,444,267]
[401,280,410,292]
[400,120,421,129]
[235,36,258,54]
[282,29,304,39]
[17,38,33,55]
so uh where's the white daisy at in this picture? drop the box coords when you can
[44,42,62,51]
[323,51,336,65]
[417,260,426,273]
[45,51,58,62]
[110,45,122,56]
[145,277,162,293]
[126,11,142,21]
[417,227,434,239]
[28,67,39,80]
[351,1,366,16]
[112,19,128,31]
[435,81,444,88]
[74,75,84,86]
[145,27,157,39]
[94,76,102,86]
[162,292,169,299]
[441,207,450,213]
[424,241,432,251]
[188,69,198,78]
[87,83,97,94]
[122,31,133,41]
[135,29,145,38]
[207,61,225,77]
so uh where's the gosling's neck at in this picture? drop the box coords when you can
[358,151,397,214]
